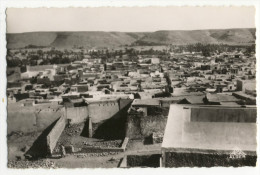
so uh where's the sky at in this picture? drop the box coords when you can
[6,6,255,33]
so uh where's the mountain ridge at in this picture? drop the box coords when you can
[6,28,255,49]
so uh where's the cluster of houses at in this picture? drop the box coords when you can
[6,46,257,167]
[7,48,256,108]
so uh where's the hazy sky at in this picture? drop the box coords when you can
[6,7,255,33]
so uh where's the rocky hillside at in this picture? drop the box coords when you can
[7,28,255,49]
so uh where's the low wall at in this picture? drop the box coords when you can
[54,137,129,155]
[121,137,129,151]
[79,147,124,153]
[119,156,127,168]
[164,152,256,167]
[125,154,161,167]
[47,115,67,154]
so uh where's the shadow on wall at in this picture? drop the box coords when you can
[127,154,161,167]
[164,152,257,167]
[25,118,60,159]
[91,102,132,140]
[80,120,89,138]
[143,135,153,145]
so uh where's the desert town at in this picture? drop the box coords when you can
[6,41,257,168]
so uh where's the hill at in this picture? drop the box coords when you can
[6,28,255,49]
[135,28,255,46]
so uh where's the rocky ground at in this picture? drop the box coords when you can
[75,152,119,158]
[53,123,123,154]
[8,121,163,168]
[8,136,162,168]
[8,159,58,169]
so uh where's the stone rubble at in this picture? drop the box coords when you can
[74,151,119,158]
[8,159,58,169]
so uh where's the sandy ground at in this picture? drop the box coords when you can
[50,140,161,168]
[8,131,41,161]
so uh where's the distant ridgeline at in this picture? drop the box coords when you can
[7,28,256,49]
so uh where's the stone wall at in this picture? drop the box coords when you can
[55,137,129,155]
[126,111,143,139]
[127,107,168,139]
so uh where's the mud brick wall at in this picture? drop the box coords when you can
[88,101,120,123]
[127,107,168,139]
[66,106,89,124]
[7,104,63,134]
[190,107,256,123]
[89,99,132,139]
[47,116,67,154]
[126,154,161,167]
[164,152,257,167]
[140,114,167,137]
[78,147,124,153]
[126,112,143,139]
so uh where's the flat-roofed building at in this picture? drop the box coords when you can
[161,104,257,167]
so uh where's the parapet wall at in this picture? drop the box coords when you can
[190,107,256,123]
[47,115,67,154]
[162,105,257,155]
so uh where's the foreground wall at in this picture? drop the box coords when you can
[46,115,67,154]
[8,99,132,134]
[164,152,256,167]
[162,105,257,167]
